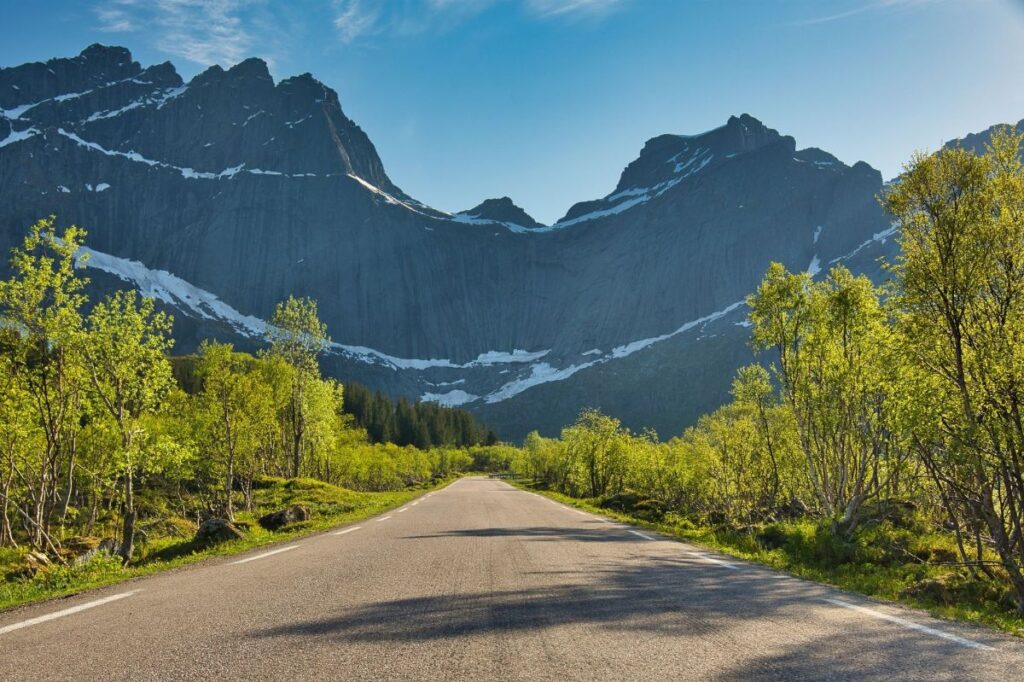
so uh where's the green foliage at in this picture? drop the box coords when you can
[0,477,436,611]
[882,126,1024,611]
[0,220,484,583]
[342,382,496,448]
[503,129,1024,629]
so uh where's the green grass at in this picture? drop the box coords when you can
[0,477,451,612]
[509,479,1024,638]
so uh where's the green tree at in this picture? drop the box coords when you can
[0,217,88,552]
[196,341,275,521]
[561,410,629,498]
[749,263,902,533]
[267,296,329,477]
[885,127,1024,610]
[82,290,175,563]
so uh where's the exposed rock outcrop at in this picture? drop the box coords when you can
[195,518,245,545]
[258,505,312,531]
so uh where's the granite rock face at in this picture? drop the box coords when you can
[1,45,918,439]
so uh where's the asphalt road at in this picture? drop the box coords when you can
[1,476,1023,681]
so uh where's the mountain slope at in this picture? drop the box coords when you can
[1,45,900,438]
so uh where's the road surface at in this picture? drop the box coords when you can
[1,477,1022,680]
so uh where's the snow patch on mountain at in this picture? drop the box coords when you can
[483,299,748,403]
[0,126,39,148]
[74,244,552,377]
[420,389,480,407]
[77,246,267,337]
[450,212,531,234]
[829,224,899,264]
[58,128,342,181]
[347,174,437,218]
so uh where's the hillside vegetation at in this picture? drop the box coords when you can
[4,130,1024,637]
[504,129,1024,634]
[0,226,503,606]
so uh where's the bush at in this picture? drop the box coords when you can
[599,491,643,513]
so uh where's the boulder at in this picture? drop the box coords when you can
[258,505,312,531]
[5,551,52,581]
[97,537,121,556]
[60,536,104,565]
[194,518,245,545]
[900,575,958,605]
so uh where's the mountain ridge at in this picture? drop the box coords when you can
[1,44,1012,440]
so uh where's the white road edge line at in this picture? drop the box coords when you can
[0,590,141,636]
[333,526,362,536]
[376,515,393,522]
[397,507,409,513]
[687,551,739,570]
[629,530,655,541]
[410,501,419,506]
[823,598,994,650]
[230,545,299,565]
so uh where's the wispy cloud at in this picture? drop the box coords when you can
[524,0,625,20]
[95,4,137,32]
[92,0,627,62]
[792,0,942,26]
[93,0,257,67]
[330,0,625,43]
[332,0,383,43]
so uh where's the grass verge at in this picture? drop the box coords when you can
[508,479,1024,639]
[0,477,450,613]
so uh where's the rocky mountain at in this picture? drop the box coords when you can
[0,45,915,439]
[454,197,543,230]
[944,118,1024,155]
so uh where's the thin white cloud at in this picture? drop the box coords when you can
[93,0,257,67]
[524,0,624,19]
[94,0,627,58]
[95,4,137,32]
[331,0,624,43]
[792,0,943,26]
[333,0,383,43]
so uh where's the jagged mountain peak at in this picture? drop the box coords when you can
[0,44,142,110]
[614,113,782,195]
[0,44,408,201]
[457,197,543,229]
[78,43,133,64]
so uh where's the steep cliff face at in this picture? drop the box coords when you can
[1,45,902,439]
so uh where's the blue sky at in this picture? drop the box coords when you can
[3,0,1024,224]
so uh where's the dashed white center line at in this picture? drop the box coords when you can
[230,545,299,565]
[0,590,141,636]
[629,530,656,541]
[823,598,994,650]
[376,515,393,522]
[333,526,362,536]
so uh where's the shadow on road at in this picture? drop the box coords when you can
[403,526,632,543]
[248,553,1000,679]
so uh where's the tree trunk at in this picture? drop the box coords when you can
[58,444,76,529]
[1,456,15,547]
[119,472,135,565]
[225,453,235,522]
